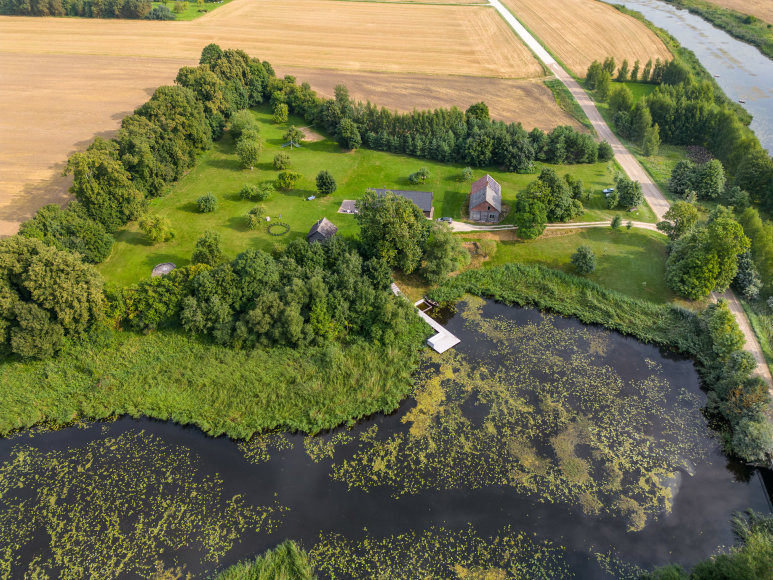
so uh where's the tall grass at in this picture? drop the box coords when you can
[0,318,428,439]
[429,263,706,356]
[213,540,315,580]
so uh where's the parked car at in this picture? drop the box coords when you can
[602,188,615,194]
[437,217,453,223]
[306,195,316,201]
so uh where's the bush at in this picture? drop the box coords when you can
[611,215,622,230]
[571,246,596,274]
[316,170,337,196]
[239,183,273,202]
[476,239,497,258]
[236,137,262,170]
[275,170,302,190]
[272,102,288,124]
[145,5,175,19]
[191,231,225,266]
[408,167,431,185]
[597,141,614,161]
[230,110,259,140]
[196,193,218,213]
[273,153,291,170]
[732,418,773,463]
[139,215,174,244]
[245,206,265,230]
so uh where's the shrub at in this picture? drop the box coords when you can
[275,170,302,190]
[571,246,596,274]
[145,5,175,19]
[597,141,614,162]
[139,215,174,244]
[230,110,259,140]
[316,170,337,196]
[239,183,273,202]
[611,215,622,230]
[459,167,473,182]
[272,102,288,124]
[732,418,773,463]
[196,193,218,213]
[476,239,497,258]
[236,138,262,170]
[408,167,431,185]
[245,206,265,230]
[273,153,291,170]
[191,231,225,266]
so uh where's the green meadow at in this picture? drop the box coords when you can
[99,106,655,286]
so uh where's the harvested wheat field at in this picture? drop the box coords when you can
[0,53,193,236]
[283,68,579,131]
[0,0,552,234]
[705,0,773,25]
[502,0,672,77]
[0,0,542,78]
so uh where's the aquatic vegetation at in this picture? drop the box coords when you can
[304,431,355,463]
[331,300,712,531]
[310,526,571,579]
[239,431,295,465]
[0,430,286,579]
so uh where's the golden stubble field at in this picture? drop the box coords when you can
[0,0,561,235]
[502,0,672,76]
[705,0,773,25]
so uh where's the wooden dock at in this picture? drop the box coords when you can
[391,284,460,353]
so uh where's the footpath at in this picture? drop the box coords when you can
[486,0,773,402]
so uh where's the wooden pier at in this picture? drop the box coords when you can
[391,284,460,354]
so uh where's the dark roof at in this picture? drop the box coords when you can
[469,174,502,212]
[371,188,433,213]
[307,217,338,241]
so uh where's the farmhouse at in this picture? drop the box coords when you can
[469,175,502,223]
[306,217,338,243]
[370,189,434,219]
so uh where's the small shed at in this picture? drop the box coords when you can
[469,175,502,223]
[307,217,338,243]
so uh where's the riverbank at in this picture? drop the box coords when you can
[0,324,427,439]
[662,0,773,60]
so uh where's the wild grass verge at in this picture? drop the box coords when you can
[0,321,428,440]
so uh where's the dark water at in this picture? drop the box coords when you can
[601,0,773,153]
[0,301,770,578]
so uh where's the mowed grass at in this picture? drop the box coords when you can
[98,106,631,286]
[150,0,234,20]
[470,227,677,303]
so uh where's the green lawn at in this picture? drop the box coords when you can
[150,0,233,20]
[475,227,677,303]
[99,106,634,286]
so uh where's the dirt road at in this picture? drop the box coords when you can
[489,0,773,401]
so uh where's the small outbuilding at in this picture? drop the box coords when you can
[307,217,338,243]
[151,262,176,277]
[370,188,434,219]
[469,174,502,223]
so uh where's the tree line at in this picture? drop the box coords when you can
[0,0,153,18]
[268,80,607,171]
[587,56,772,208]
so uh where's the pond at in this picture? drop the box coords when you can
[601,0,773,153]
[0,299,770,578]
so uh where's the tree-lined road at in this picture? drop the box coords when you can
[487,0,773,400]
